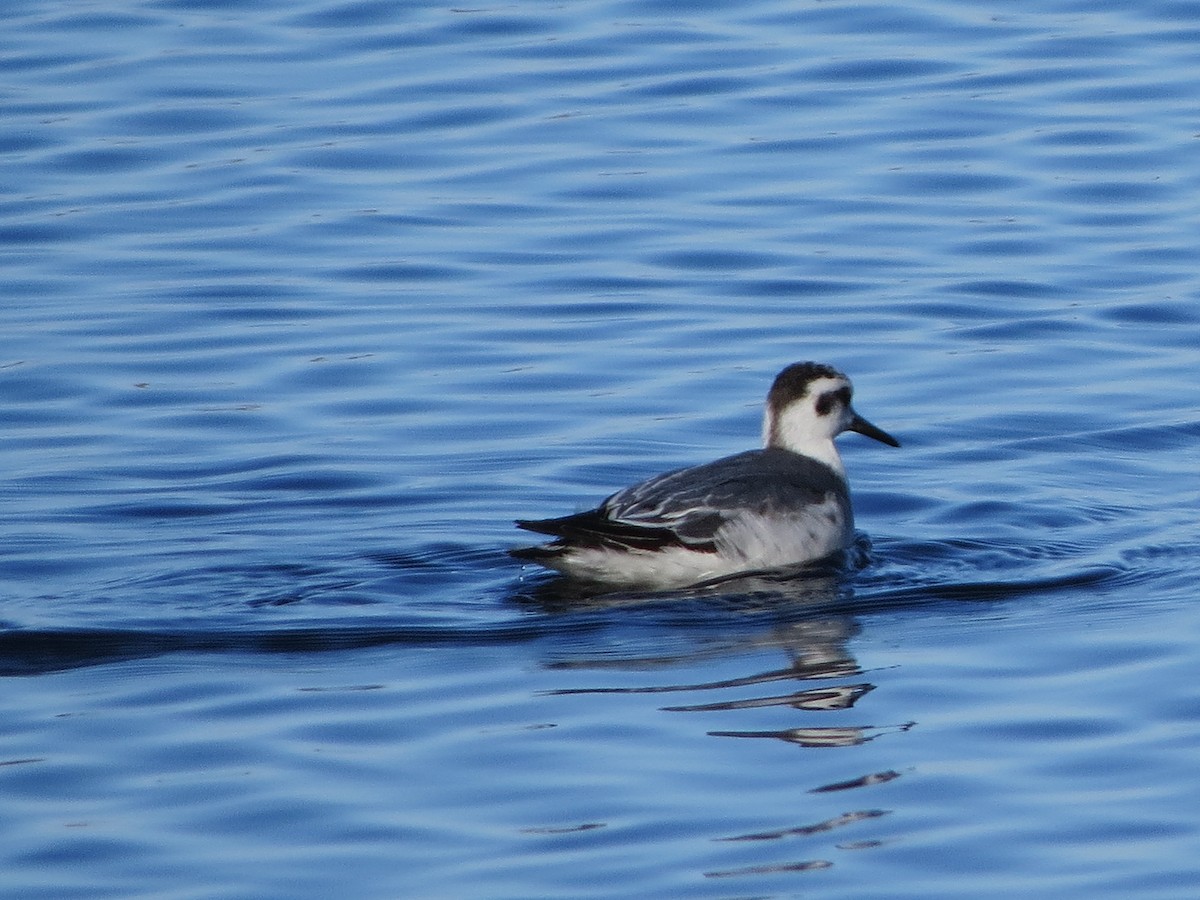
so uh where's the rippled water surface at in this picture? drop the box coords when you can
[4,0,1200,896]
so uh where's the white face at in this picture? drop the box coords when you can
[762,375,854,469]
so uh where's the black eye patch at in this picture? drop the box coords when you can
[815,386,851,416]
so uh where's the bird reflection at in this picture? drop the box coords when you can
[515,556,868,688]
[513,553,906,873]
[512,552,906,740]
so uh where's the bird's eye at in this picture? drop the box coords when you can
[815,387,850,416]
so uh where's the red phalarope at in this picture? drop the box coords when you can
[512,362,899,588]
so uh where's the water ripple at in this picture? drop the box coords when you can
[5,0,1200,895]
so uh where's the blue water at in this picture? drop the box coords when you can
[4,0,1200,896]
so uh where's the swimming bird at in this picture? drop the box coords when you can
[511,362,899,588]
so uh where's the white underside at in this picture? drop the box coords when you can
[539,495,851,589]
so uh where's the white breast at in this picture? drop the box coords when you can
[713,492,851,569]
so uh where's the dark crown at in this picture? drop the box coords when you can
[767,362,846,408]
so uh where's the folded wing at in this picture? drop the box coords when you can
[515,448,845,556]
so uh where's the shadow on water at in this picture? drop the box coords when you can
[0,534,1136,677]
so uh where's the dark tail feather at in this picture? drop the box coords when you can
[515,516,573,537]
[514,513,713,554]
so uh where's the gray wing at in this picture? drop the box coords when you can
[600,448,847,546]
